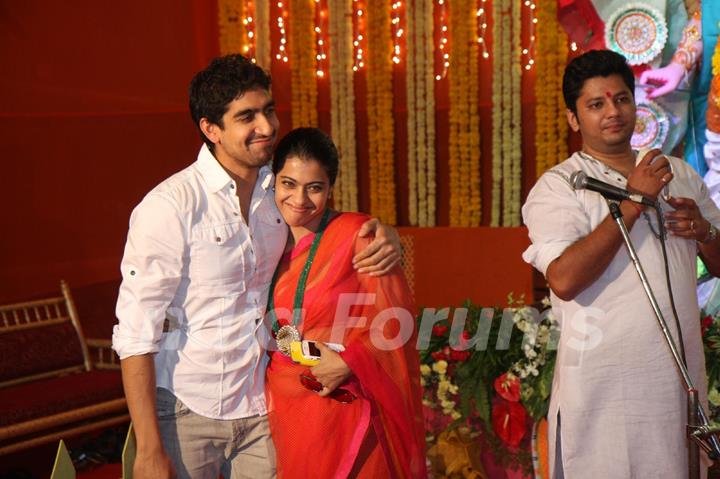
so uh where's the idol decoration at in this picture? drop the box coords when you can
[702,35,720,209]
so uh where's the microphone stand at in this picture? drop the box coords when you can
[607,201,720,479]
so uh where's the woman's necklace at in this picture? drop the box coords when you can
[267,208,332,356]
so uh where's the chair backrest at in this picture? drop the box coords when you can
[0,280,92,388]
[122,423,136,479]
[50,440,76,479]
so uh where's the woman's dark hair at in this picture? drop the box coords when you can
[189,54,272,150]
[272,128,339,185]
[562,49,635,114]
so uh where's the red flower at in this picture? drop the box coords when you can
[431,350,447,361]
[432,324,449,337]
[492,399,527,447]
[449,350,471,362]
[494,372,521,402]
[702,316,714,337]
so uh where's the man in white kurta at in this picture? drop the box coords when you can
[523,50,720,478]
[524,151,720,477]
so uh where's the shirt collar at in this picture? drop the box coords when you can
[258,165,274,191]
[196,144,233,193]
[195,144,275,193]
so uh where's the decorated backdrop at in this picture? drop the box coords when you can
[217,0,573,226]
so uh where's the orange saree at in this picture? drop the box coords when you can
[265,212,426,478]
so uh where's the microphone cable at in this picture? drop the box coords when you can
[649,202,687,366]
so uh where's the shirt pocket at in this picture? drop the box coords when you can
[189,221,247,295]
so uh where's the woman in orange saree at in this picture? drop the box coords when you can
[265,127,426,478]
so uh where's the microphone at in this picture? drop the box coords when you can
[569,171,657,207]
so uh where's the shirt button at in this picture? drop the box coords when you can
[130,270,136,276]
[276,218,281,223]
[216,237,222,242]
[230,184,235,189]
[233,212,239,216]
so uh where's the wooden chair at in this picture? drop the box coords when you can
[0,281,128,455]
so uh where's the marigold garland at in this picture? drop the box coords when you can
[329,0,358,211]
[289,0,318,127]
[424,4,436,226]
[534,0,568,178]
[366,0,396,223]
[506,0,522,226]
[491,0,522,226]
[218,0,249,55]
[709,36,720,134]
[407,0,436,226]
[448,0,481,226]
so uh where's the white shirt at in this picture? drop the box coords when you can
[112,144,287,419]
[523,152,720,478]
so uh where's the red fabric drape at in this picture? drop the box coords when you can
[266,212,427,478]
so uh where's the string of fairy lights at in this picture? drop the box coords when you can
[352,0,366,71]
[476,0,489,60]
[264,0,540,75]
[522,0,537,70]
[242,0,256,62]
[391,1,404,64]
[314,0,328,77]
[275,1,289,62]
[436,0,449,80]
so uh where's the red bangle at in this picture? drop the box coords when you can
[624,201,644,219]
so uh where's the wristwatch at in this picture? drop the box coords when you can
[702,224,719,244]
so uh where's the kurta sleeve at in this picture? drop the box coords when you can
[683,162,720,228]
[522,169,593,275]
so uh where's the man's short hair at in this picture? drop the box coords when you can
[189,54,272,149]
[562,50,635,114]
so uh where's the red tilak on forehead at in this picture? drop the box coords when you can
[605,91,613,98]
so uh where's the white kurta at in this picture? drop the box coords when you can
[523,152,720,478]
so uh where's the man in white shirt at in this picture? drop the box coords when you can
[112,54,401,479]
[523,50,720,478]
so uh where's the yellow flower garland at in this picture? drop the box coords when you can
[506,0,522,226]
[366,0,396,223]
[407,0,417,225]
[290,0,318,127]
[218,0,248,55]
[448,0,481,226]
[424,3,436,226]
[491,0,522,226]
[490,0,505,226]
[708,36,720,134]
[534,0,568,178]
[329,0,358,211]
[407,0,436,226]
